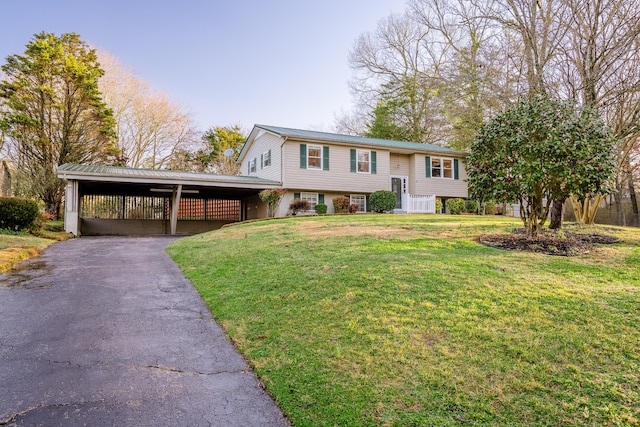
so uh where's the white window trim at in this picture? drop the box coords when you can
[300,192,318,210]
[356,149,371,174]
[262,150,271,168]
[307,145,323,170]
[249,158,257,174]
[350,194,366,213]
[431,157,454,179]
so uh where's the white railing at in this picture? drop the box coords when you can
[407,194,436,213]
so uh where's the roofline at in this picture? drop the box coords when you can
[57,164,282,189]
[236,126,287,163]
[238,124,467,160]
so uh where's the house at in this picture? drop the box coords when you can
[237,125,468,217]
[57,125,468,236]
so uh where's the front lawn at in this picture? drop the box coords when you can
[167,215,640,426]
[0,221,72,272]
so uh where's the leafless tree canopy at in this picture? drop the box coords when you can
[97,51,200,170]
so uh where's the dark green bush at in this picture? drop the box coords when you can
[447,198,466,215]
[465,199,479,214]
[333,196,350,213]
[368,190,396,213]
[0,197,40,231]
[315,203,328,214]
[289,199,310,215]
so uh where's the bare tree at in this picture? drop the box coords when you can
[559,0,640,223]
[348,12,449,144]
[410,0,508,150]
[97,51,200,169]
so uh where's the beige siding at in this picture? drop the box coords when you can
[274,191,369,217]
[283,141,389,193]
[411,154,468,198]
[409,154,417,194]
[389,154,411,177]
[240,131,283,182]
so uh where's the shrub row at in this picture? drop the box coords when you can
[440,198,498,215]
[288,193,495,216]
[0,197,40,231]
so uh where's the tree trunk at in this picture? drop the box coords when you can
[549,199,564,229]
[628,168,639,226]
[614,188,624,226]
[571,194,604,225]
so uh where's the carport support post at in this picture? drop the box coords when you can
[64,180,80,235]
[170,184,182,235]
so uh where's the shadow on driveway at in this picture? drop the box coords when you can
[0,236,289,426]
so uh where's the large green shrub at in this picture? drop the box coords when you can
[368,190,396,213]
[447,198,466,215]
[0,197,40,231]
[333,196,350,213]
[315,203,328,214]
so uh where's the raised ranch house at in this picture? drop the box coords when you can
[58,125,468,236]
[238,125,468,217]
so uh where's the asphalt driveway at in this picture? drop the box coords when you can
[0,236,289,426]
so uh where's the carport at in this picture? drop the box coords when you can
[58,164,280,236]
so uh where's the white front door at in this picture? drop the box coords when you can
[390,176,408,210]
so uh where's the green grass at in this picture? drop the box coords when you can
[0,221,72,272]
[167,215,640,426]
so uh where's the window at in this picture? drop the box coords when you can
[350,195,366,213]
[431,157,454,179]
[300,144,329,170]
[357,150,370,173]
[262,150,271,168]
[249,158,256,174]
[350,149,376,174]
[307,145,322,169]
[300,192,318,210]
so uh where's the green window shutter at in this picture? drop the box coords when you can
[366,195,371,212]
[454,159,459,180]
[247,162,250,175]
[350,149,356,172]
[300,144,307,169]
[260,154,263,169]
[268,149,272,166]
[425,156,431,178]
[323,146,330,170]
[371,151,377,174]
[318,194,325,204]
[294,192,300,200]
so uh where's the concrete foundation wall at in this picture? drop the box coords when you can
[81,218,234,236]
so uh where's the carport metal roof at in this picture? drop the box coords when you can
[57,163,281,190]
[57,164,281,235]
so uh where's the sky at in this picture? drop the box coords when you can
[0,0,408,133]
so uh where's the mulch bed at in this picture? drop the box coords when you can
[479,228,620,256]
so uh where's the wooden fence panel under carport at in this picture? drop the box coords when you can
[80,194,241,236]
